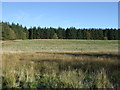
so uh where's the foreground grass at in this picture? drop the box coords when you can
[2,51,120,88]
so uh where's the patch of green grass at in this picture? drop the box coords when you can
[2,39,118,52]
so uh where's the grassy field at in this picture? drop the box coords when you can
[2,39,119,52]
[1,39,120,88]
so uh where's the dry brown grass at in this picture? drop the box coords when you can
[1,51,120,88]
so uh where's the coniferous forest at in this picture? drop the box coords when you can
[1,22,119,40]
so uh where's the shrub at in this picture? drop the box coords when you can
[103,37,108,40]
[52,33,58,39]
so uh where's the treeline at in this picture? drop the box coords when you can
[2,22,29,40]
[1,22,119,40]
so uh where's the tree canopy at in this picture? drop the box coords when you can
[1,22,119,40]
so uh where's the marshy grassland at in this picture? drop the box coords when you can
[1,39,120,88]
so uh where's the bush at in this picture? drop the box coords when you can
[52,33,58,39]
[103,37,108,40]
